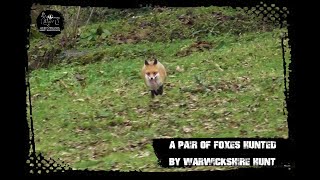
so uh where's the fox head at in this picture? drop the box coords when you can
[144,58,159,81]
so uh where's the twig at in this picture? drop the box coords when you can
[86,7,95,26]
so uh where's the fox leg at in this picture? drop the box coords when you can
[151,90,156,98]
[150,85,162,98]
[157,85,163,95]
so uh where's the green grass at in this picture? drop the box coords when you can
[28,6,290,172]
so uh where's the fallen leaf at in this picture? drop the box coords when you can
[123,120,131,126]
[140,92,149,95]
[214,63,224,71]
[73,99,85,102]
[160,136,173,138]
[240,130,248,136]
[190,94,198,102]
[176,66,184,72]
[138,151,150,158]
[183,126,192,133]
[74,73,86,81]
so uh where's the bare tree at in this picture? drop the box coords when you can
[73,6,81,39]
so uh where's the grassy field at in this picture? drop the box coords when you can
[28,6,290,172]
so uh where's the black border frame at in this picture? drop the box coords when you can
[9,0,299,176]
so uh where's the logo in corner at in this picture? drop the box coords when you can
[36,10,64,37]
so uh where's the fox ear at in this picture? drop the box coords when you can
[145,60,149,65]
[153,58,158,65]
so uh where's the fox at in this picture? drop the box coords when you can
[141,58,167,98]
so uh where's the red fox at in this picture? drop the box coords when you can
[141,58,167,98]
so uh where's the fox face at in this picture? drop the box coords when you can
[141,58,167,98]
[144,60,160,81]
